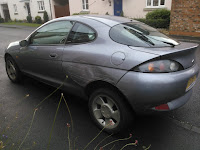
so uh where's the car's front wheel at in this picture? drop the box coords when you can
[5,56,22,83]
[89,88,134,133]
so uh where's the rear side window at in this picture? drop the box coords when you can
[30,21,74,45]
[67,22,96,43]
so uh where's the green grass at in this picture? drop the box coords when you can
[1,22,42,27]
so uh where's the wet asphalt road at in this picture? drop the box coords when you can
[0,26,200,150]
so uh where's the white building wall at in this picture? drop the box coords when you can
[0,7,3,18]
[165,0,172,9]
[0,0,53,21]
[69,0,83,15]
[123,0,147,18]
[7,0,28,20]
[0,0,9,18]
[68,0,171,18]
[123,0,172,18]
[0,0,172,21]
[51,0,56,19]
[69,0,113,15]
[30,0,52,20]
[89,0,114,15]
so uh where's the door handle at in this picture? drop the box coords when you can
[49,53,58,58]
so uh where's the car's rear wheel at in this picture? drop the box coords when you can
[5,56,22,83]
[89,88,134,133]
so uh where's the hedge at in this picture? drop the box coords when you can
[135,18,170,29]
[146,9,170,21]
[134,9,171,29]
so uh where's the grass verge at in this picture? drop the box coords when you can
[1,22,42,27]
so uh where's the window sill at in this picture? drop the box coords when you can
[144,7,167,11]
[14,12,18,15]
[80,10,90,14]
[38,10,45,13]
[81,10,90,12]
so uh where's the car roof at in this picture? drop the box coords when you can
[52,15,139,27]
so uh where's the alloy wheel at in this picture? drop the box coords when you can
[6,60,17,81]
[92,95,120,129]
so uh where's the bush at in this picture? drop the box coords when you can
[43,11,49,23]
[0,17,4,23]
[26,15,32,23]
[134,9,171,29]
[35,16,42,24]
[146,9,170,21]
[135,18,170,29]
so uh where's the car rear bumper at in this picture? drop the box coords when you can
[151,89,193,111]
[117,64,199,112]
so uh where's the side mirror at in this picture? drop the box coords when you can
[19,40,28,47]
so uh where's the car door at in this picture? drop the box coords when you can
[18,20,74,86]
[61,22,97,94]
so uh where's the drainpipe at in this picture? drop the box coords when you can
[49,0,53,19]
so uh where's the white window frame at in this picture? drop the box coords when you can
[82,0,89,11]
[146,0,165,8]
[13,4,18,13]
[37,1,45,11]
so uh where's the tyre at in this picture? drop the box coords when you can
[5,56,22,83]
[89,88,134,133]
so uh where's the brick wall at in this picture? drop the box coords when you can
[169,0,200,37]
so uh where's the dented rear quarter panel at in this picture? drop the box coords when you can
[61,18,159,88]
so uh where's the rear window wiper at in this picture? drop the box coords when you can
[124,27,155,46]
[146,35,178,47]
[162,41,176,47]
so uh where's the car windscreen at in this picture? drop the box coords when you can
[110,22,179,47]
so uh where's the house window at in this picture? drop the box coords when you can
[147,0,151,6]
[153,0,159,6]
[160,0,165,5]
[82,0,89,10]
[13,4,18,13]
[146,0,165,7]
[38,1,45,11]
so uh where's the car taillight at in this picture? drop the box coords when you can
[133,60,183,73]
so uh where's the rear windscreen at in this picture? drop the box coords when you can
[110,22,179,47]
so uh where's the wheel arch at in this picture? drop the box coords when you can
[85,80,134,112]
[4,53,12,61]
[5,53,22,70]
[5,53,22,83]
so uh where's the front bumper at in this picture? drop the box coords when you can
[117,64,199,112]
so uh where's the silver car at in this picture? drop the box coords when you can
[5,15,199,133]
